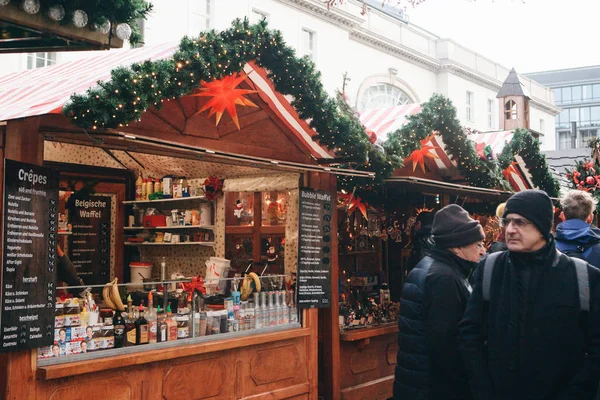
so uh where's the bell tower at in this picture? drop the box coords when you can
[497,68,530,131]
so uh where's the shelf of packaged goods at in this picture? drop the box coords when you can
[122,195,210,205]
[124,241,215,247]
[124,225,215,231]
[339,323,399,342]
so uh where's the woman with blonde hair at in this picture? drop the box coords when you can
[488,202,508,253]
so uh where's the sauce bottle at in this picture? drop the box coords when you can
[135,304,149,345]
[135,171,143,201]
[141,178,147,200]
[156,305,168,343]
[166,305,177,341]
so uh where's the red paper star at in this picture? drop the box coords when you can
[405,136,439,173]
[190,73,258,129]
[503,162,519,181]
[339,193,368,219]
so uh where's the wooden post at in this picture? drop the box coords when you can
[1,117,44,400]
[317,173,341,400]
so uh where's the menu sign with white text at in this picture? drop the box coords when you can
[297,188,332,309]
[1,160,58,352]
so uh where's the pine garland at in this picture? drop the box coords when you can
[385,94,508,190]
[498,129,560,197]
[64,19,393,197]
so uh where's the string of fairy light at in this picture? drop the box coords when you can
[64,19,557,203]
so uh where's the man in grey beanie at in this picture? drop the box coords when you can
[459,189,600,399]
[394,204,485,400]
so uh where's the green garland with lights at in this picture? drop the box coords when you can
[2,0,152,45]
[497,128,560,197]
[63,19,394,199]
[384,94,508,190]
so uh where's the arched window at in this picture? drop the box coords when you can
[358,83,412,111]
[505,100,517,120]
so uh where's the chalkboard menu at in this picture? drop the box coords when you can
[1,159,58,352]
[68,195,111,286]
[297,188,333,309]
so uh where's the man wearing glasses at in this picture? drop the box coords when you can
[394,204,485,400]
[459,189,600,400]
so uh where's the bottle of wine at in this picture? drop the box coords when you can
[113,310,126,348]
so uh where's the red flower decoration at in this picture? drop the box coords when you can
[203,176,223,201]
[586,176,596,185]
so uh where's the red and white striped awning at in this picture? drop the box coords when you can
[0,42,332,159]
[0,42,179,121]
[359,103,422,143]
[360,105,532,192]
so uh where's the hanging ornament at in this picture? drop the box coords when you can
[21,0,40,14]
[91,21,111,35]
[0,0,10,7]
[47,5,65,21]
[404,134,439,173]
[113,23,132,40]
[72,10,88,28]
[338,193,368,220]
[502,162,519,182]
[190,72,258,129]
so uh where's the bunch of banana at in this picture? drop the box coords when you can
[102,278,125,311]
[240,272,261,300]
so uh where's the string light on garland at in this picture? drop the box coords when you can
[21,0,40,14]
[47,4,65,21]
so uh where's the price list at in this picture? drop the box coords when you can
[1,160,58,352]
[297,188,333,309]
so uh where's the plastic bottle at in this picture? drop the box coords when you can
[268,292,276,326]
[166,305,177,341]
[156,305,168,343]
[146,178,154,197]
[141,178,148,200]
[146,292,157,344]
[154,178,161,195]
[135,171,143,201]
[275,291,283,325]
[289,289,298,324]
[253,292,262,329]
[281,291,290,325]
[260,292,268,329]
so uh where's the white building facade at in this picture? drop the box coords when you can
[0,0,560,150]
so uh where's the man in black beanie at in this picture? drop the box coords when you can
[459,189,600,399]
[394,204,485,400]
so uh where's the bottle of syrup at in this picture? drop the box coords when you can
[135,303,149,345]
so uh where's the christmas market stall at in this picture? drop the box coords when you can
[319,94,560,400]
[0,20,380,400]
[0,0,151,53]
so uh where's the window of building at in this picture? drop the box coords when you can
[26,52,56,69]
[189,0,211,34]
[592,106,600,125]
[580,129,598,148]
[572,86,582,102]
[358,83,412,111]
[594,84,600,101]
[554,88,562,104]
[466,91,474,122]
[504,99,517,120]
[556,109,570,129]
[301,28,316,61]
[583,85,593,101]
[251,8,269,23]
[558,131,573,150]
[562,87,572,103]
[570,108,579,124]
[581,107,591,126]
[487,99,494,128]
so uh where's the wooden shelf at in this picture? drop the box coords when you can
[122,195,210,205]
[124,241,215,247]
[340,323,398,342]
[124,225,215,231]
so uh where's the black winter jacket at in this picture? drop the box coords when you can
[394,247,475,400]
[459,239,600,400]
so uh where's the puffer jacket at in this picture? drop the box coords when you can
[394,247,475,400]
[556,219,600,268]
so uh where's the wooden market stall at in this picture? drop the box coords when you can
[0,35,370,399]
[321,91,560,399]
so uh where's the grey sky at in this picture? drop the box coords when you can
[407,0,600,73]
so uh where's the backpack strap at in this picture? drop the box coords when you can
[571,257,590,312]
[482,252,502,302]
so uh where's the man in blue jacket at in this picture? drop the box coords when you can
[556,190,600,267]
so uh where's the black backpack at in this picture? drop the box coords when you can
[561,243,595,261]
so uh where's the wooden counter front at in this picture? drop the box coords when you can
[339,323,398,400]
[33,327,312,400]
